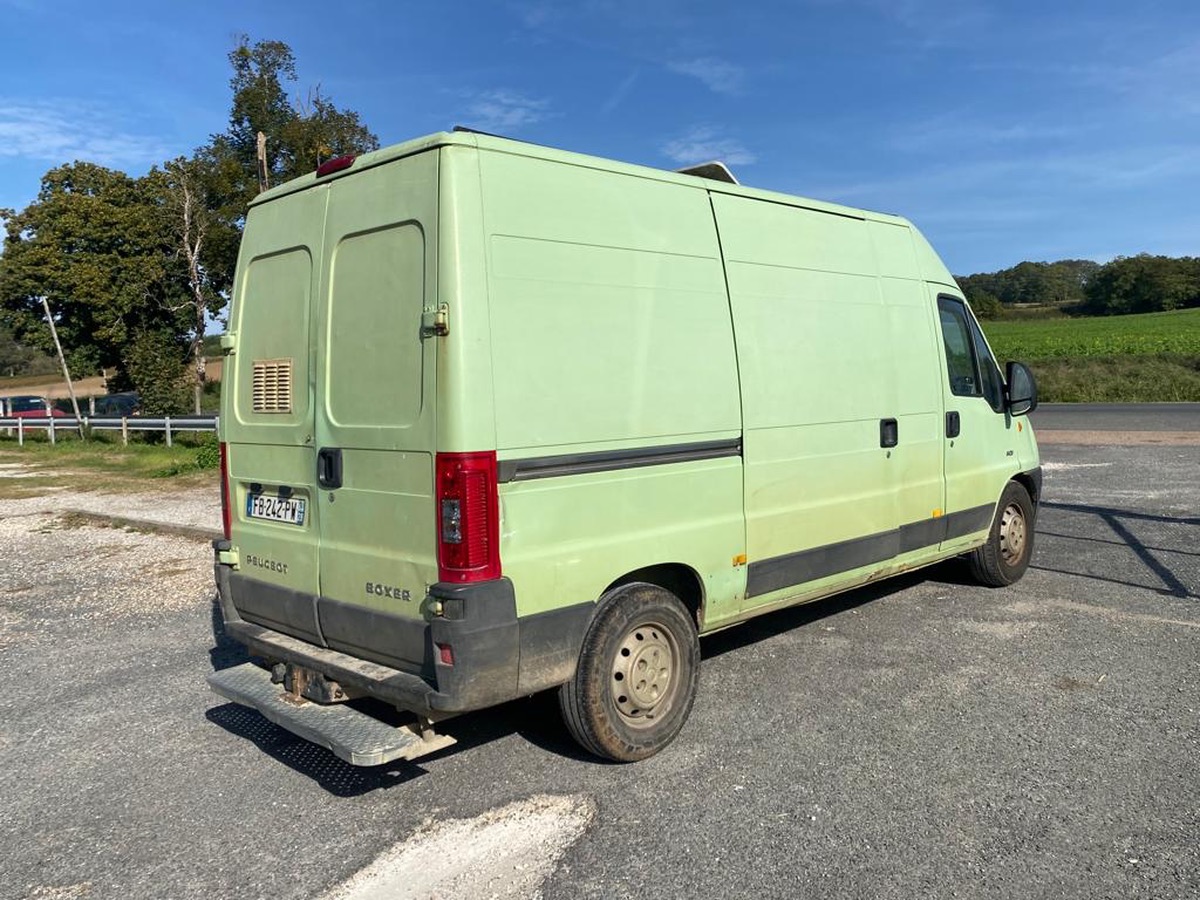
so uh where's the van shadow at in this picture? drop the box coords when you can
[202,560,989,789]
[700,560,971,660]
[206,599,596,791]
[1033,501,1199,599]
[204,692,567,795]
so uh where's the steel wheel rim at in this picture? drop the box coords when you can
[999,502,1027,565]
[611,620,678,727]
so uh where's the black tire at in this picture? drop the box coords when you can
[558,583,700,762]
[968,481,1035,587]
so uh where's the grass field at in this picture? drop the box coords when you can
[981,308,1200,402]
[0,433,218,498]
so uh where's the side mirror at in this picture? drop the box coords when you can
[1006,361,1038,416]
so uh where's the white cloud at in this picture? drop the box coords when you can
[661,126,756,166]
[0,99,173,168]
[667,57,745,95]
[465,90,550,133]
[889,114,1080,153]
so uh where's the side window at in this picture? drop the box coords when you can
[937,297,981,398]
[967,315,1005,412]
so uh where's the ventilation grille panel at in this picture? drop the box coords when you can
[252,358,293,414]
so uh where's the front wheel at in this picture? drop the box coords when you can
[558,583,700,762]
[968,481,1035,587]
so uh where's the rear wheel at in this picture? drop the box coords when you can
[968,481,1035,586]
[558,583,700,762]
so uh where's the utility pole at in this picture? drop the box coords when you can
[40,296,84,435]
[256,131,270,194]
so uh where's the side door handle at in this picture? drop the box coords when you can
[317,447,343,489]
[946,411,961,439]
[879,418,899,448]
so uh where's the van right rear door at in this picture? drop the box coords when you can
[310,151,441,674]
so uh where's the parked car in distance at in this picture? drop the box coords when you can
[91,392,140,417]
[3,395,66,418]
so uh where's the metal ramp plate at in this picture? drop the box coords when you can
[207,663,455,766]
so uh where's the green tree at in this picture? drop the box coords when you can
[957,258,1101,308]
[0,322,58,377]
[215,35,379,206]
[1083,255,1200,315]
[0,163,192,381]
[283,86,379,179]
[0,37,379,408]
[191,36,381,329]
[966,289,1005,319]
[121,328,192,415]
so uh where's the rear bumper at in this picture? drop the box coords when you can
[212,555,591,716]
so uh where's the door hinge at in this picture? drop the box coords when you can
[219,333,237,355]
[421,304,449,338]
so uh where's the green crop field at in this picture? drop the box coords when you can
[980,308,1200,402]
[982,307,1200,360]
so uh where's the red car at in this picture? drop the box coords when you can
[4,395,67,418]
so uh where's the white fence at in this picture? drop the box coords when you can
[0,416,218,446]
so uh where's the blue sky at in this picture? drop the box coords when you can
[0,0,1197,275]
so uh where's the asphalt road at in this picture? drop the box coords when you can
[1033,402,1200,432]
[1,415,1198,900]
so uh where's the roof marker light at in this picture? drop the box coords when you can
[315,155,356,177]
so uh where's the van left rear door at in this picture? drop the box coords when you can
[224,187,327,643]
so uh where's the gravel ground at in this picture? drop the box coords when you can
[0,511,211,626]
[6,482,222,535]
[0,427,1197,900]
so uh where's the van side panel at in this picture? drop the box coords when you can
[475,151,746,626]
[869,221,947,559]
[712,196,946,606]
[714,198,893,575]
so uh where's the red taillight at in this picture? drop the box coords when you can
[315,155,355,177]
[435,451,500,583]
[219,442,232,541]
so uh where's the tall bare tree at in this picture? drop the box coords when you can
[158,159,231,413]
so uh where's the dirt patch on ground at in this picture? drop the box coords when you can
[1036,430,1200,445]
[323,794,595,900]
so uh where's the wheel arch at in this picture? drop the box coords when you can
[603,563,705,630]
[1012,470,1039,506]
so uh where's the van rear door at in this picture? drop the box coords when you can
[223,187,327,642]
[311,151,440,673]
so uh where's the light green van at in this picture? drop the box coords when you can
[208,130,1041,764]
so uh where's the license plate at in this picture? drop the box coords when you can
[246,493,307,526]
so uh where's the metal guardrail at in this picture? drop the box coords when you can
[0,415,218,446]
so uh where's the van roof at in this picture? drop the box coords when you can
[252,130,911,228]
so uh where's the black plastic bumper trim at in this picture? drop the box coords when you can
[746,502,995,598]
[213,565,594,715]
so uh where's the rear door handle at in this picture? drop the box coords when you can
[880,418,899,448]
[946,411,961,438]
[317,447,343,489]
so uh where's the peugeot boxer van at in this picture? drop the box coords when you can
[208,130,1041,764]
